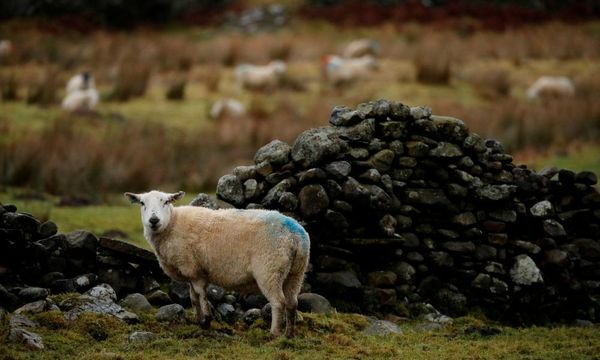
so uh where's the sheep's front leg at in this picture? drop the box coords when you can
[190,279,212,329]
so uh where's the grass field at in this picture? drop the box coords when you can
[1,20,599,196]
[1,308,599,360]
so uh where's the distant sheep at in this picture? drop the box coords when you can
[210,98,246,120]
[321,54,378,87]
[62,72,99,112]
[66,72,96,94]
[0,40,12,58]
[527,76,575,100]
[235,60,287,91]
[124,190,310,338]
[342,39,380,59]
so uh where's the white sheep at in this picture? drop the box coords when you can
[66,72,96,94]
[210,98,246,120]
[124,190,310,338]
[321,54,379,87]
[62,72,99,112]
[342,39,380,59]
[62,89,100,112]
[235,60,287,91]
[527,76,575,100]
[0,40,13,58]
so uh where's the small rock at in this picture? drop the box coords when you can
[189,193,219,209]
[575,171,597,186]
[278,192,298,211]
[15,300,58,314]
[243,308,262,325]
[10,314,39,328]
[423,312,453,325]
[243,294,268,309]
[146,290,172,306]
[217,303,238,324]
[156,304,186,323]
[475,185,516,202]
[297,293,334,314]
[18,287,49,302]
[544,249,569,267]
[367,271,397,287]
[405,141,429,157]
[9,327,44,350]
[510,255,543,285]
[531,200,553,218]
[119,293,153,313]
[299,184,329,218]
[325,161,352,179]
[429,142,463,158]
[410,106,431,120]
[207,284,226,303]
[64,230,98,258]
[543,219,566,237]
[254,139,291,167]
[233,165,257,181]
[415,321,443,332]
[169,281,191,307]
[129,331,156,343]
[216,175,244,207]
[73,273,98,292]
[38,221,58,238]
[362,319,402,336]
[452,212,477,227]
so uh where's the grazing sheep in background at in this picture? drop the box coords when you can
[321,54,379,87]
[527,76,575,100]
[62,72,99,112]
[342,38,380,58]
[66,72,96,94]
[124,190,310,338]
[235,60,287,91]
[0,40,13,58]
[210,98,246,120]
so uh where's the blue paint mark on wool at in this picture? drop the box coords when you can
[281,215,310,251]
[281,216,305,237]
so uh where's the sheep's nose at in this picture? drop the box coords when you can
[149,217,159,226]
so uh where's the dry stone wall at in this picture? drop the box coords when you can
[216,100,600,322]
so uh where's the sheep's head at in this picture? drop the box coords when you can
[124,190,185,235]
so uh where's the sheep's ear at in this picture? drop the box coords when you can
[124,192,141,204]
[168,191,185,203]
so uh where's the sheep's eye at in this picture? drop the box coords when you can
[140,202,145,207]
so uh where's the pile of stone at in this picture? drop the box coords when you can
[216,99,600,322]
[0,205,171,311]
[0,202,333,338]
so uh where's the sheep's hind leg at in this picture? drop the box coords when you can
[257,277,287,337]
[283,271,304,338]
[190,279,212,329]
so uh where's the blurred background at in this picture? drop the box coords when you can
[0,0,599,246]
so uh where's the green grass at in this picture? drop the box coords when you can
[1,309,598,360]
[523,144,600,176]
